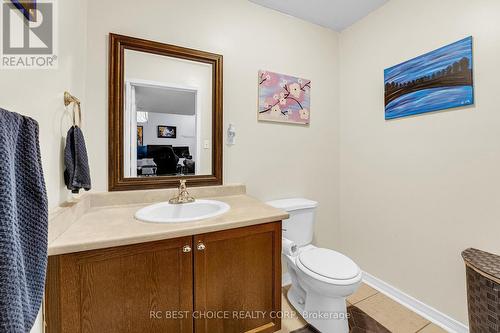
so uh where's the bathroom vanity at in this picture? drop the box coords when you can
[45,185,287,333]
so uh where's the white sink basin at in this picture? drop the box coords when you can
[135,199,230,223]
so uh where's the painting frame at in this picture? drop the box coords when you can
[157,125,177,139]
[384,36,474,120]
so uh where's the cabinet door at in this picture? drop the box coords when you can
[194,222,282,333]
[45,237,193,333]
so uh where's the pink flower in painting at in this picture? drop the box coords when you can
[289,83,302,99]
[299,108,309,120]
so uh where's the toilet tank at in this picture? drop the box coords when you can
[266,198,318,247]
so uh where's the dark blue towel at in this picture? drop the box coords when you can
[0,108,48,332]
[64,125,91,194]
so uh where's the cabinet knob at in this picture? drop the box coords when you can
[182,245,192,253]
[197,242,206,251]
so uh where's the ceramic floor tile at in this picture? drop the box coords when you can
[355,293,429,333]
[417,323,449,333]
[348,305,391,333]
[347,283,379,305]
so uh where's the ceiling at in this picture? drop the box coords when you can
[248,0,388,31]
[135,85,196,116]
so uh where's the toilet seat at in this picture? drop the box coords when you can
[296,248,361,285]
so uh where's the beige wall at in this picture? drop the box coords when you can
[339,0,500,324]
[0,0,87,209]
[84,0,341,247]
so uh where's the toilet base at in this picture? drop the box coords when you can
[287,288,349,333]
[287,286,305,313]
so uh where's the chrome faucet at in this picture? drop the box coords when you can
[169,180,195,204]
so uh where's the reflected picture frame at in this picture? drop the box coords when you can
[157,125,176,138]
[137,126,143,146]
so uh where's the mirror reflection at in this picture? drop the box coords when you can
[123,49,213,178]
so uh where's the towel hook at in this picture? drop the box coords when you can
[64,91,81,127]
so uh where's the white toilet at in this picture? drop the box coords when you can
[267,198,362,333]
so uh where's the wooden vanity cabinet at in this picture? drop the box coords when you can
[194,222,282,333]
[45,236,194,333]
[45,222,282,333]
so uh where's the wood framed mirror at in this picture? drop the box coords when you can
[108,33,223,191]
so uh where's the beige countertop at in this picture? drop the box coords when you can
[48,185,288,256]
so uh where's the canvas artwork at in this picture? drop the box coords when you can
[384,36,474,120]
[258,70,311,124]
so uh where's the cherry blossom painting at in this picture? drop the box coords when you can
[258,70,311,125]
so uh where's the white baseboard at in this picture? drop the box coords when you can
[362,272,468,333]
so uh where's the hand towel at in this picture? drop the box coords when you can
[64,125,91,193]
[0,108,48,332]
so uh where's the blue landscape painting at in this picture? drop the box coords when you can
[384,37,474,120]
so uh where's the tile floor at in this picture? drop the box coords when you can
[279,283,449,333]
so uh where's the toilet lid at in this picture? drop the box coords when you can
[298,248,360,280]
